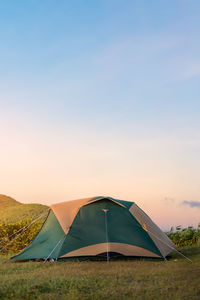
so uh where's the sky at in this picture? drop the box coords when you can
[0,0,200,230]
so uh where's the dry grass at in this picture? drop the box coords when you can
[0,247,200,300]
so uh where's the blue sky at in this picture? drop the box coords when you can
[0,1,200,229]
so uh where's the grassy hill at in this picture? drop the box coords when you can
[0,194,48,224]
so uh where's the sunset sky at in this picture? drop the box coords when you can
[1,1,200,230]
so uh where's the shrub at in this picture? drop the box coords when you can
[166,224,200,247]
[0,219,43,253]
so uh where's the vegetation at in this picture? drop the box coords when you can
[0,246,199,300]
[0,194,48,253]
[167,225,200,248]
[0,219,44,253]
[0,194,48,224]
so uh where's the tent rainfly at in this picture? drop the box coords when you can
[11,196,176,261]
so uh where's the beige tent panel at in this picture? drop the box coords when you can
[50,197,94,234]
[129,204,176,257]
[50,196,125,234]
[61,243,160,258]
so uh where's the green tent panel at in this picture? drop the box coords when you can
[11,196,176,261]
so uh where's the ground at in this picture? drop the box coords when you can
[0,247,200,300]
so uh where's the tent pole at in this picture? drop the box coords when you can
[102,209,109,262]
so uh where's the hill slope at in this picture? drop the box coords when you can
[0,194,48,224]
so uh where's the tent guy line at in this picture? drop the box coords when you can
[44,234,66,263]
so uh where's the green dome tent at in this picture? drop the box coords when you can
[11,196,176,261]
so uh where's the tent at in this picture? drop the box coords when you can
[11,196,176,261]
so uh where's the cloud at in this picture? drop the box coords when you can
[163,197,175,204]
[182,201,200,208]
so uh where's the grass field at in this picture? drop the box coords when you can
[0,247,200,300]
